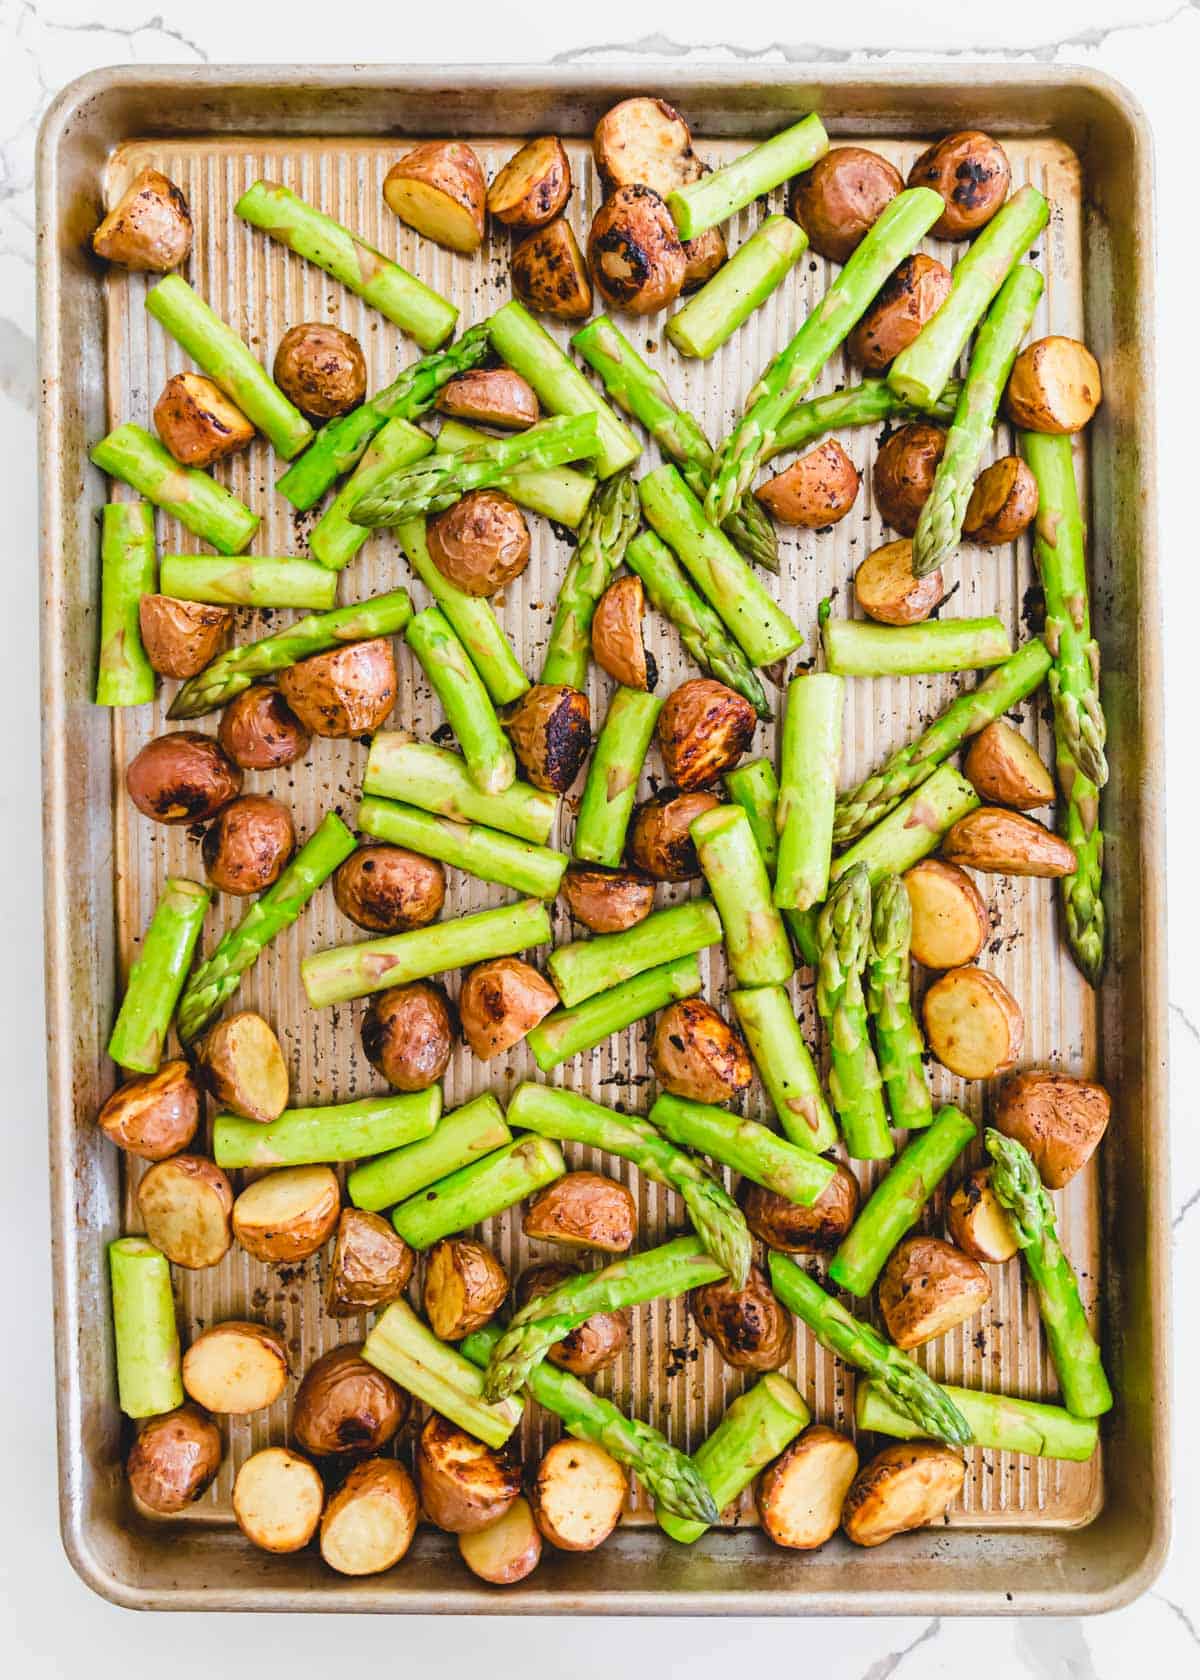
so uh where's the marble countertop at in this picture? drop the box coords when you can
[4,1,1195,1673]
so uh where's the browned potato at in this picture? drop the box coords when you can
[511,218,593,320]
[361,982,453,1091]
[277,638,396,738]
[502,684,591,794]
[923,966,1023,1079]
[126,730,242,824]
[1004,336,1102,434]
[843,1443,965,1547]
[651,997,752,1104]
[273,323,366,420]
[153,373,255,468]
[942,807,1077,877]
[592,574,656,690]
[518,1263,629,1377]
[436,368,539,430]
[627,787,720,881]
[201,795,295,896]
[96,1061,200,1160]
[334,843,446,934]
[416,1413,521,1534]
[848,253,953,372]
[962,456,1039,545]
[218,685,310,771]
[658,678,756,790]
[854,539,945,626]
[195,1010,288,1124]
[691,1264,794,1372]
[593,98,702,198]
[756,1425,859,1550]
[739,1167,861,1254]
[487,136,572,230]
[907,131,1011,239]
[531,1439,627,1552]
[424,1237,509,1341]
[681,225,727,292]
[963,720,1054,810]
[459,957,558,1060]
[320,1458,419,1576]
[136,1154,234,1270]
[873,422,947,537]
[383,141,486,253]
[904,859,989,970]
[233,1447,324,1553]
[127,1404,223,1515]
[139,595,231,680]
[92,167,192,271]
[231,1165,341,1264]
[183,1321,289,1414]
[458,1496,542,1584]
[993,1070,1111,1189]
[523,1172,637,1254]
[560,863,655,933]
[292,1344,407,1457]
[326,1208,414,1317]
[427,490,531,596]
[755,439,860,528]
[946,1168,1020,1264]
[878,1235,992,1350]
[589,185,686,316]
[789,147,903,264]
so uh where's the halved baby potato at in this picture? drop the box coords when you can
[589,185,686,316]
[326,1208,414,1317]
[458,1495,542,1584]
[993,1069,1111,1190]
[788,146,903,264]
[756,1425,859,1550]
[963,720,1055,810]
[127,1404,223,1515]
[487,136,572,230]
[511,218,593,320]
[417,1413,522,1535]
[291,1344,408,1459]
[873,422,946,537]
[278,638,396,739]
[847,253,952,372]
[591,574,656,691]
[842,1443,965,1547]
[854,538,944,626]
[523,1171,637,1254]
[1004,336,1102,434]
[232,1165,341,1264]
[531,1438,627,1552]
[383,141,486,253]
[681,225,727,291]
[233,1446,324,1553]
[139,595,231,681]
[962,456,1039,545]
[592,97,703,198]
[738,1167,860,1255]
[182,1320,289,1414]
[136,1154,234,1270]
[878,1235,992,1350]
[690,1265,794,1373]
[423,1237,509,1342]
[320,1458,419,1576]
[96,1061,201,1161]
[755,439,860,529]
[517,1262,629,1378]
[436,368,539,430]
[942,807,1077,877]
[946,1168,1020,1264]
[196,1010,288,1124]
[458,957,559,1062]
[923,966,1023,1080]
[92,167,192,271]
[154,372,255,468]
[903,859,989,970]
[906,131,1011,240]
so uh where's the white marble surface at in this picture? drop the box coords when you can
[3,0,1196,1671]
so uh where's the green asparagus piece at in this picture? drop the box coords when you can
[362,1299,522,1448]
[666,114,829,239]
[168,589,413,718]
[91,425,258,556]
[301,897,552,1009]
[398,517,529,708]
[832,764,980,888]
[657,1374,810,1543]
[107,878,211,1073]
[145,274,312,459]
[729,985,838,1153]
[830,1105,975,1295]
[541,469,640,688]
[704,188,944,523]
[650,1091,837,1206]
[108,1238,183,1419]
[406,606,516,795]
[573,685,663,866]
[724,759,780,875]
[358,796,567,900]
[391,1134,566,1250]
[866,876,933,1131]
[547,899,722,1008]
[176,812,354,1041]
[774,672,844,911]
[213,1086,442,1170]
[158,554,338,610]
[364,733,555,844]
[768,1252,971,1446]
[832,639,1052,843]
[1021,431,1107,986]
[889,185,1050,410]
[667,216,809,359]
[437,418,596,528]
[348,1094,512,1213]
[821,614,1012,677]
[96,501,156,706]
[527,955,703,1073]
[505,1082,753,1287]
[815,864,890,1160]
[855,1380,1098,1462]
[235,180,457,350]
[690,804,793,987]
[766,378,962,463]
[985,1129,1113,1417]
[308,417,433,571]
[912,266,1044,578]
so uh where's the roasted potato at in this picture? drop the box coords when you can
[756,1425,859,1550]
[153,372,255,467]
[92,167,192,271]
[427,489,532,596]
[182,1321,290,1415]
[277,638,396,738]
[593,97,703,198]
[502,683,591,794]
[681,225,727,291]
[231,1165,341,1264]
[139,595,231,680]
[523,1171,637,1254]
[361,981,454,1091]
[487,135,572,230]
[962,456,1039,545]
[195,1010,289,1124]
[1004,336,1102,433]
[416,1413,522,1535]
[532,1439,627,1552]
[127,1404,223,1515]
[201,794,295,896]
[739,1166,861,1254]
[326,1208,414,1317]
[873,422,947,537]
[383,141,486,253]
[690,1265,794,1372]
[907,131,1011,239]
[942,807,1077,877]
[592,574,657,690]
[963,720,1054,810]
[993,1070,1111,1189]
[946,1168,1020,1264]
[878,1235,992,1350]
[842,1443,965,1547]
[627,787,720,881]
[218,685,311,771]
[651,997,752,1104]
[424,1237,509,1341]
[136,1154,234,1270]
[517,1262,629,1377]
[657,678,756,790]
[436,368,539,430]
[589,185,686,316]
[560,862,655,933]
[333,843,446,934]
[903,859,989,970]
[458,957,558,1060]
[458,1496,542,1585]
[291,1343,407,1458]
[923,966,1023,1079]
[511,218,593,320]
[848,253,953,372]
[96,1061,200,1160]
[789,147,903,263]
[854,538,945,626]
[233,1446,324,1554]
[755,439,860,528]
[273,323,366,420]
[126,730,242,824]
[320,1457,419,1576]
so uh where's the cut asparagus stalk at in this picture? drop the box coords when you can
[821,614,1012,677]
[730,985,838,1154]
[108,1237,183,1419]
[96,501,156,706]
[547,899,722,1008]
[667,215,808,359]
[357,795,567,899]
[774,672,844,912]
[398,517,529,708]
[107,878,211,1073]
[348,1094,511,1213]
[364,733,556,844]
[391,1134,566,1249]
[855,1379,1098,1462]
[406,605,516,795]
[867,875,933,1132]
[666,114,829,239]
[362,1298,523,1448]
[650,1090,837,1207]
[831,764,980,888]
[308,417,434,571]
[438,418,596,529]
[815,864,891,1161]
[527,955,703,1073]
[723,759,780,876]
[158,554,338,610]
[766,378,962,463]
[573,685,663,866]
[690,803,793,987]
[213,1086,442,1170]
[541,469,640,688]
[91,424,259,556]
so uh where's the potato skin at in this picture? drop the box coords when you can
[854,538,944,626]
[531,1438,627,1552]
[127,1404,223,1514]
[231,1165,342,1264]
[756,1425,859,1551]
[136,1154,234,1270]
[923,966,1024,1080]
[277,638,396,738]
[657,678,756,790]
[755,439,860,528]
[593,98,702,198]
[627,787,720,881]
[326,1208,414,1317]
[878,1235,992,1350]
[589,185,686,316]
[435,368,539,429]
[424,1237,509,1342]
[383,141,486,253]
[739,1165,860,1254]
[218,685,310,771]
[333,843,445,934]
[153,372,254,467]
[139,595,231,680]
[522,1172,637,1254]
[458,1495,542,1584]
[291,1344,407,1458]
[459,957,558,1060]
[993,1070,1111,1189]
[907,131,1011,239]
[502,683,591,794]
[873,422,947,537]
[427,490,531,596]
[691,1264,794,1372]
[416,1413,521,1534]
[202,794,295,896]
[789,147,903,264]
[126,731,242,824]
[320,1457,419,1576]
[487,135,572,230]
[963,720,1054,810]
[651,998,752,1104]
[97,1061,200,1160]
[511,218,593,321]
[517,1262,629,1377]
[92,168,192,271]
[941,807,1076,877]
[681,225,727,292]
[848,253,953,372]
[904,859,990,971]
[560,863,655,933]
[1004,336,1102,434]
[361,982,453,1092]
[962,456,1039,545]
[592,574,655,690]
[946,1168,1020,1264]
[273,323,366,420]
[842,1443,965,1547]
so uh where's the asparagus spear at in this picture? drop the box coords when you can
[91,425,259,556]
[358,795,567,899]
[573,685,663,866]
[821,613,1012,676]
[527,954,703,1073]
[348,1094,512,1213]
[547,899,722,1008]
[437,418,596,528]
[1021,431,1107,986]
[108,1238,183,1419]
[690,804,794,987]
[855,1379,1098,1462]
[541,469,640,688]
[107,878,211,1073]
[235,180,458,349]
[774,672,843,911]
[168,589,414,718]
[729,985,838,1154]
[832,764,981,888]
[398,517,529,708]
[666,215,809,359]
[768,1252,972,1446]
[213,1086,441,1170]
[176,812,355,1041]
[505,1082,753,1287]
[889,185,1050,410]
[912,266,1044,578]
[724,759,780,875]
[308,416,433,571]
[650,1091,837,1207]
[392,1134,566,1250]
[364,733,556,844]
[362,1298,523,1448]
[765,378,962,463]
[96,502,156,706]
[866,875,934,1132]
[985,1129,1113,1417]
[657,1374,810,1544]
[145,274,312,459]
[158,554,338,611]
[704,188,944,524]
[406,606,516,795]
[666,114,829,239]
[815,864,891,1160]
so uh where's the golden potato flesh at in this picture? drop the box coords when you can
[560,863,655,934]
[92,167,192,271]
[517,1263,628,1377]
[657,678,756,790]
[848,253,952,372]
[532,1439,627,1552]
[903,859,989,970]
[906,131,1011,239]
[417,1413,521,1534]
[941,807,1076,877]
[320,1458,418,1576]
[277,638,396,738]
[755,439,860,528]
[96,1061,200,1160]
[923,966,1024,1080]
[842,1443,965,1547]
[361,982,453,1091]
[136,1154,234,1270]
[1004,336,1102,434]
[273,323,366,420]
[946,1168,1020,1264]
[963,720,1054,810]
[878,1235,992,1350]
[993,1069,1111,1189]
[511,218,593,321]
[233,1447,324,1554]
[854,539,945,626]
[153,372,254,468]
[487,135,572,229]
[231,1165,341,1264]
[326,1208,414,1317]
[291,1343,407,1457]
[127,1404,223,1514]
[502,684,591,794]
[196,1009,289,1124]
[873,423,947,537]
[183,1321,290,1415]
[427,490,531,596]
[739,1168,860,1254]
[962,456,1039,545]
[458,957,558,1060]
[458,1496,542,1584]
[592,574,655,690]
[436,368,539,430]
[690,1265,794,1372]
[651,998,752,1104]
[139,595,231,680]
[756,1425,859,1550]
[217,686,310,771]
[627,788,720,881]
[424,1237,509,1341]
[202,794,296,896]
[789,147,903,264]
[383,141,486,253]
[592,98,703,198]
[125,731,242,824]
[522,1172,637,1254]
[333,843,446,934]
[589,185,686,316]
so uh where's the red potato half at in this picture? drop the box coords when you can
[182,1321,289,1415]
[842,1443,965,1547]
[320,1458,419,1576]
[756,1425,859,1550]
[136,1154,234,1270]
[233,1447,324,1553]
[231,1165,341,1264]
[127,1404,223,1515]
[383,142,486,253]
[532,1439,627,1552]
[458,1496,542,1584]
[923,966,1023,1080]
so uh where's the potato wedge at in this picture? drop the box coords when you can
[232,1165,341,1264]
[196,1010,289,1123]
[946,1168,1020,1264]
[511,218,593,320]
[459,957,558,1061]
[277,638,396,738]
[417,1413,522,1534]
[738,1167,860,1254]
[854,538,945,626]
[878,1235,992,1350]
[326,1208,414,1317]
[154,372,255,468]
[522,1171,637,1254]
[993,1070,1111,1189]
[458,1495,542,1584]
[1004,336,1102,434]
[517,1262,629,1377]
[904,859,989,970]
[139,595,231,681]
[589,185,686,316]
[962,456,1039,545]
[842,1443,965,1547]
[789,147,903,264]
[923,966,1023,1080]
[755,439,860,528]
[383,141,486,253]
[320,1458,419,1576]
[136,1154,234,1270]
[424,1237,508,1341]
[651,997,753,1105]
[233,1447,324,1554]
[92,167,192,271]
[127,1404,223,1515]
[873,422,946,537]
[848,253,952,372]
[756,1425,859,1550]
[292,1344,407,1458]
[593,97,703,198]
[182,1321,289,1414]
[592,574,656,691]
[690,1265,794,1372]
[436,368,539,430]
[487,136,572,230]
[963,720,1055,810]
[96,1061,200,1161]
[532,1439,627,1552]
[560,863,655,934]
[942,807,1076,877]
[681,225,727,291]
